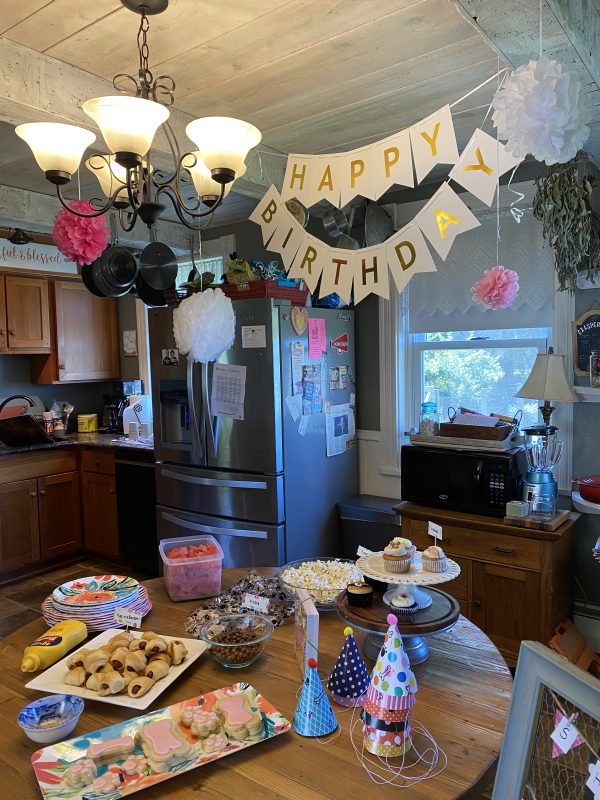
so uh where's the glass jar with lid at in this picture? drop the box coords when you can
[419,402,440,436]
[591,350,600,387]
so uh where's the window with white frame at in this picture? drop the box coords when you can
[409,326,551,430]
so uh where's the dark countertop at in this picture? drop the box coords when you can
[0,431,154,458]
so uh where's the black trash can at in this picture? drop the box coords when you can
[338,495,401,559]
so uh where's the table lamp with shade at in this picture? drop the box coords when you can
[515,347,578,515]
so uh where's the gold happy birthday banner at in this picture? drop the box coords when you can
[250,106,522,304]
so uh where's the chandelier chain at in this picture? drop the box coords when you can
[138,13,152,97]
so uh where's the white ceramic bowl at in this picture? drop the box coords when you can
[18,694,84,744]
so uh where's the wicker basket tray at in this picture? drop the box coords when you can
[439,421,513,440]
[219,279,308,305]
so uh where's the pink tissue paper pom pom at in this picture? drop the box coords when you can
[470,265,519,310]
[52,200,109,266]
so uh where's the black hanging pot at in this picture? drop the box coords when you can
[81,263,106,297]
[135,273,174,307]
[92,246,138,297]
[139,241,177,290]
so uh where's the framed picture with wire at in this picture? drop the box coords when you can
[492,641,600,799]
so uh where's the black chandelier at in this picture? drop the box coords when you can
[15,0,261,232]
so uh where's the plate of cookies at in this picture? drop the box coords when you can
[25,628,209,710]
[31,684,291,800]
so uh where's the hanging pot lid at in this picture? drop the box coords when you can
[92,246,138,297]
[139,241,177,290]
[135,273,172,307]
[336,233,360,250]
[322,207,349,238]
[81,263,106,297]
[365,201,394,246]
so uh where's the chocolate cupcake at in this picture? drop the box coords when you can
[346,581,373,607]
[363,574,388,594]
[390,591,418,622]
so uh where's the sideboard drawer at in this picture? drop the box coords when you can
[405,519,541,570]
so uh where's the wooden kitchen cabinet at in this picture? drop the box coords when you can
[0,479,41,570]
[31,280,119,383]
[0,450,82,576]
[0,274,51,353]
[39,471,82,559]
[395,502,577,666]
[81,449,119,558]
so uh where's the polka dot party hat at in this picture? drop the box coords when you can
[293,658,338,738]
[362,614,418,757]
[326,627,370,707]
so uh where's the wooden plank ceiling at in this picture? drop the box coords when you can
[0,0,598,227]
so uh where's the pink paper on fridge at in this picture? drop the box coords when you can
[308,318,326,360]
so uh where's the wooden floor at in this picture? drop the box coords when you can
[0,558,150,639]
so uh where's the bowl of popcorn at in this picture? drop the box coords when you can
[278,558,362,609]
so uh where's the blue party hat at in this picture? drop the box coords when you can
[327,627,370,707]
[293,658,338,737]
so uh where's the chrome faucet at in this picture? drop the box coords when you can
[0,395,35,415]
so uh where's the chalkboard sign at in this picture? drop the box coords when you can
[572,310,600,375]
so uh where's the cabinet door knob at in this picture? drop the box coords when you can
[39,490,46,496]
[9,329,16,335]
[491,546,517,556]
[0,329,5,335]
[473,599,482,608]
[30,491,37,498]
[58,364,65,370]
[109,489,115,495]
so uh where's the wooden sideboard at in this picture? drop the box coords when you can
[394,501,577,666]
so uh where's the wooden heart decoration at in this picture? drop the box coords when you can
[291,307,308,336]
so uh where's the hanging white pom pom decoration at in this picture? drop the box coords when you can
[492,59,590,165]
[173,288,235,363]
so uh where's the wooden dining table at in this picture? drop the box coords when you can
[0,569,513,800]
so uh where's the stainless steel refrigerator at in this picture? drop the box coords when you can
[149,299,358,567]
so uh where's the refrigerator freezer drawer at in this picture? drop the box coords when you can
[157,505,285,567]
[156,463,284,524]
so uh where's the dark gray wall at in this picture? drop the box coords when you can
[0,354,111,426]
[354,294,380,430]
[117,294,140,381]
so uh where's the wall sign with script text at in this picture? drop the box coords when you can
[572,310,600,376]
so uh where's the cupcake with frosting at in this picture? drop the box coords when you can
[421,545,448,573]
[346,581,373,607]
[382,539,412,573]
[390,591,418,622]
[392,536,416,559]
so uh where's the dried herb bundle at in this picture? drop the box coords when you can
[532,157,600,292]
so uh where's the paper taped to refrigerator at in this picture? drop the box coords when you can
[326,404,355,457]
[242,325,266,348]
[211,364,247,420]
[285,394,302,422]
[291,341,304,395]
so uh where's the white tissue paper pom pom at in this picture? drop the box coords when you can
[173,288,235,363]
[492,58,590,165]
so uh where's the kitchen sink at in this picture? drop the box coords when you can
[0,415,54,448]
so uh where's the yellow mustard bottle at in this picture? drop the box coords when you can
[21,620,88,672]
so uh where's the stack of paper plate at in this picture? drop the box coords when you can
[41,575,152,631]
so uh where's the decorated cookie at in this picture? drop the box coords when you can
[88,735,135,765]
[137,719,196,772]
[91,771,121,793]
[121,754,149,776]
[202,732,229,754]
[63,758,97,789]
[216,693,263,740]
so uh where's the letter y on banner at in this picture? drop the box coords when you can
[449,128,522,206]
[410,105,459,185]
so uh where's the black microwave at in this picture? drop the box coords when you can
[400,445,528,517]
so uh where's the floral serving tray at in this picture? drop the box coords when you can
[31,683,291,800]
[26,629,208,711]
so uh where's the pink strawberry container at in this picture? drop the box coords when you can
[159,536,224,601]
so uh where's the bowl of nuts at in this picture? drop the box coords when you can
[278,558,362,610]
[198,613,274,668]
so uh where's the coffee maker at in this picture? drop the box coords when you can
[102,380,142,433]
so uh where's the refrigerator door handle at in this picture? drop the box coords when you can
[202,362,220,459]
[161,512,268,539]
[160,468,267,490]
[187,357,205,463]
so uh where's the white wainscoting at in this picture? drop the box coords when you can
[356,430,402,499]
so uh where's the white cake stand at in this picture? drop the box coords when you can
[354,551,461,664]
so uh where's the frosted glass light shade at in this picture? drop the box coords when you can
[16,123,95,176]
[185,117,261,176]
[183,153,246,200]
[86,155,130,202]
[82,95,169,158]
[515,352,578,402]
